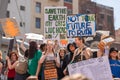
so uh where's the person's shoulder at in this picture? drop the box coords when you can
[85,47,91,51]
[117,60,120,64]
[65,53,71,58]
[37,50,42,53]
[74,48,79,52]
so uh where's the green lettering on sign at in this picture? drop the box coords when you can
[45,21,52,26]
[48,27,55,33]
[48,15,66,21]
[56,27,66,33]
[45,9,56,14]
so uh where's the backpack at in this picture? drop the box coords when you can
[15,57,28,74]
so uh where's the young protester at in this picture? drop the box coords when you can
[63,36,91,75]
[109,47,120,78]
[57,48,66,79]
[6,52,18,80]
[14,44,29,80]
[27,41,42,79]
[62,43,77,76]
[62,73,90,80]
[36,40,60,80]
[39,43,47,54]
[71,36,91,63]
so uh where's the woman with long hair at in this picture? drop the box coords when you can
[36,40,60,80]
[63,42,77,76]
[27,41,42,79]
[6,52,18,80]
[57,48,66,79]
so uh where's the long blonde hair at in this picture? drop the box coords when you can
[0,51,2,60]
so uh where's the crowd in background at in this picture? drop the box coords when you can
[0,35,120,80]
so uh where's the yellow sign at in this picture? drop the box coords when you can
[0,18,20,37]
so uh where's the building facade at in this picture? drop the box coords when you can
[7,0,115,37]
[78,0,115,37]
[7,0,64,37]
[115,28,120,42]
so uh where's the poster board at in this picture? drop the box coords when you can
[66,14,96,37]
[44,7,67,47]
[68,56,113,80]
[0,18,20,37]
[44,60,58,80]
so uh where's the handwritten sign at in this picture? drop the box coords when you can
[44,7,67,47]
[66,14,95,37]
[44,60,58,80]
[0,18,20,37]
[68,56,113,80]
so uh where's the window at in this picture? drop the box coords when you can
[20,22,25,27]
[97,25,102,30]
[20,5,25,11]
[107,15,112,23]
[100,14,104,19]
[67,9,72,14]
[36,2,41,13]
[64,0,72,3]
[6,11,10,18]
[35,18,41,28]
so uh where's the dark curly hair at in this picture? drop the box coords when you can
[28,41,38,59]
[40,43,47,52]
[67,42,77,52]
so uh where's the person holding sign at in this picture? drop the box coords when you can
[63,37,91,75]
[37,40,60,80]
[6,52,18,80]
[97,35,114,57]
[71,36,91,63]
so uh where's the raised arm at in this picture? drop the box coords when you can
[20,35,27,52]
[6,56,18,70]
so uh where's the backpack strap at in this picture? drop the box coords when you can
[66,52,71,65]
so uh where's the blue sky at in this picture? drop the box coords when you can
[91,0,120,30]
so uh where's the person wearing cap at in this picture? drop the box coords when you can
[109,47,120,78]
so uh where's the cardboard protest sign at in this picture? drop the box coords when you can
[66,14,96,37]
[98,37,114,51]
[102,37,114,44]
[44,7,67,47]
[44,60,58,80]
[68,56,113,80]
[0,18,20,37]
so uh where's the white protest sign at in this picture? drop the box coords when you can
[66,14,96,37]
[68,56,113,80]
[44,7,67,47]
[102,37,114,44]
[44,7,67,39]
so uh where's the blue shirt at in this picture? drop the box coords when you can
[109,59,120,78]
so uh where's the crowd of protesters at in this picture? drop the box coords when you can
[0,35,120,80]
